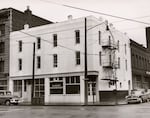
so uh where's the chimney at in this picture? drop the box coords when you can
[24,24,29,30]
[24,6,32,26]
[68,15,73,20]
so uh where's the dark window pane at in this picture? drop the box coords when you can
[66,85,80,94]
[50,89,63,94]
[40,79,44,84]
[71,77,74,83]
[66,77,69,83]
[76,76,80,83]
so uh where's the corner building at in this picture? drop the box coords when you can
[10,16,132,104]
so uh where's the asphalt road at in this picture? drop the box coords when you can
[0,103,150,118]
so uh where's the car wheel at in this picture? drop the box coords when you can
[139,99,143,103]
[5,100,10,106]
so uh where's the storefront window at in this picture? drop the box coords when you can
[50,77,63,94]
[34,79,44,97]
[0,80,7,90]
[66,76,80,94]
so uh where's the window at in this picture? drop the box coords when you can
[37,56,41,69]
[0,24,5,36]
[99,51,101,65]
[75,30,80,44]
[117,40,120,51]
[13,80,22,92]
[76,51,80,65]
[53,34,57,47]
[0,80,7,90]
[0,42,4,53]
[125,44,127,54]
[18,40,22,52]
[18,59,22,71]
[53,54,57,67]
[0,60,4,72]
[66,76,80,94]
[37,37,41,49]
[118,57,120,69]
[98,31,101,44]
[125,59,127,71]
[50,77,63,94]
[34,79,44,97]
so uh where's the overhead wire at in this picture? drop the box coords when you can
[39,0,150,26]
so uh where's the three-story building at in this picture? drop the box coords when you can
[9,16,132,104]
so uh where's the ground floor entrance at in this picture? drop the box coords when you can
[13,78,45,105]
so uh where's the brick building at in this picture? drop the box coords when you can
[130,27,150,90]
[0,7,53,90]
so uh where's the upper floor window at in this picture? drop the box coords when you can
[98,31,101,44]
[53,34,57,47]
[37,37,41,49]
[125,59,127,71]
[99,51,101,65]
[76,51,80,65]
[118,57,120,69]
[37,56,41,69]
[125,44,127,54]
[0,42,5,53]
[0,24,5,36]
[117,40,120,52]
[53,54,58,67]
[75,30,80,44]
[18,58,22,71]
[0,60,4,72]
[18,40,22,52]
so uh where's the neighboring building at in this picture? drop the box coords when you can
[129,27,150,91]
[130,39,150,90]
[10,16,132,104]
[0,7,53,90]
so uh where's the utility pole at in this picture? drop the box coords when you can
[84,17,88,105]
[31,42,35,105]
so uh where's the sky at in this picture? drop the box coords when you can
[1,0,150,46]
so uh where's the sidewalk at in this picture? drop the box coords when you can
[19,100,127,106]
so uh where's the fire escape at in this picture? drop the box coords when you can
[101,26,118,87]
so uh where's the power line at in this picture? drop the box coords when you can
[112,15,150,24]
[39,0,150,25]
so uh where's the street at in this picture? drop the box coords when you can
[0,103,150,118]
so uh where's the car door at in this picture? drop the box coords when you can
[0,91,5,104]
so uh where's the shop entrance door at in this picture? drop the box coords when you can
[88,81,96,103]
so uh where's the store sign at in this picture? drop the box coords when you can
[51,83,62,87]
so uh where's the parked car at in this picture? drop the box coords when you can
[126,90,149,104]
[126,95,142,104]
[0,90,21,105]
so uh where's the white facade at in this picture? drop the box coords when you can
[9,16,132,104]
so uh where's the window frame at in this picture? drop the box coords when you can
[37,37,41,49]
[18,58,22,71]
[53,34,57,47]
[76,51,80,65]
[75,30,80,44]
[0,42,5,53]
[53,54,58,67]
[18,40,22,52]
[37,56,41,69]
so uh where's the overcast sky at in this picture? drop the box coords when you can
[1,0,150,46]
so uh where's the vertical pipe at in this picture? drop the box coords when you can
[84,17,88,105]
[31,42,35,104]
